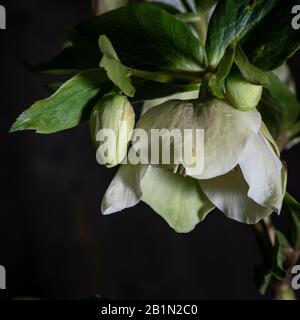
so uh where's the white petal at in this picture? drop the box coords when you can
[134,99,196,173]
[191,100,262,179]
[101,163,148,215]
[141,166,214,233]
[135,99,262,179]
[141,91,199,116]
[238,132,283,212]
[200,167,273,224]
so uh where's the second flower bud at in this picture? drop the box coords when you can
[90,93,135,168]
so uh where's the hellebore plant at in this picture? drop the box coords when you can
[10,0,300,299]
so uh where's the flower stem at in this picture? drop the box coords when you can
[253,219,274,263]
[271,281,296,300]
[253,218,298,300]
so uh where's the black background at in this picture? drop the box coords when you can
[1,0,300,300]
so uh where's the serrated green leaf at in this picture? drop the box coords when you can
[243,0,300,71]
[10,69,111,134]
[283,193,300,250]
[34,3,204,75]
[255,231,288,295]
[99,35,135,97]
[206,0,278,68]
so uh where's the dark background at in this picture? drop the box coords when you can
[1,0,300,300]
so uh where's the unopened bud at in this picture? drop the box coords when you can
[90,94,135,167]
[225,70,263,111]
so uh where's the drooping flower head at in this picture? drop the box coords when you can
[101,98,285,232]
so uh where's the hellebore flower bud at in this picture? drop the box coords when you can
[225,69,263,111]
[90,93,135,168]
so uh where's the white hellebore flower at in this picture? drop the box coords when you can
[101,98,286,233]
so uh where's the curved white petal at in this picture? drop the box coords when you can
[141,91,199,116]
[200,167,273,224]
[190,100,262,179]
[134,100,196,173]
[135,99,262,179]
[141,166,214,233]
[101,163,148,215]
[238,132,283,212]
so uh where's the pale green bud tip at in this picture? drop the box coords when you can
[89,93,135,168]
[225,70,263,111]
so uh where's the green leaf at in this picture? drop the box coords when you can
[46,3,204,74]
[258,73,300,138]
[206,0,278,68]
[131,78,200,101]
[30,45,100,76]
[255,231,288,295]
[194,0,217,13]
[206,73,223,99]
[98,34,119,61]
[234,47,270,86]
[282,193,300,250]
[215,47,235,91]
[99,35,135,97]
[243,0,300,71]
[10,69,111,134]
[44,82,64,94]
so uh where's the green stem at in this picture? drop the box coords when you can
[253,219,274,264]
[272,281,296,300]
[253,218,297,300]
[198,73,213,102]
